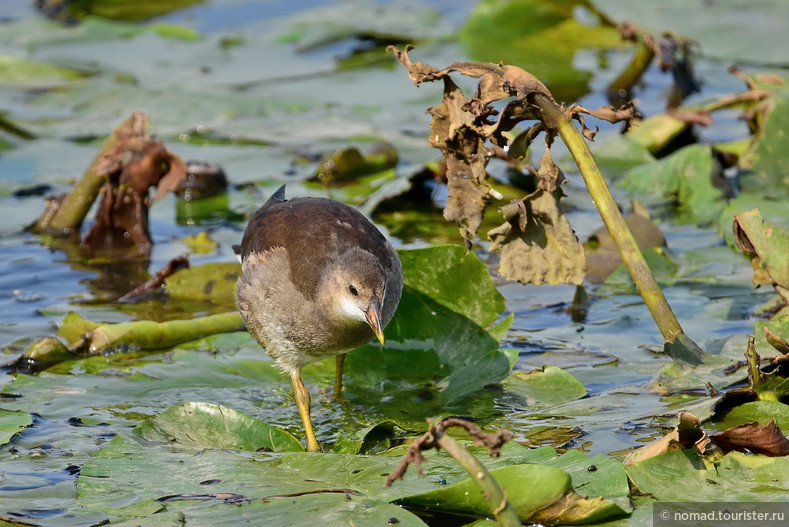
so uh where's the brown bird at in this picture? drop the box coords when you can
[236,186,403,452]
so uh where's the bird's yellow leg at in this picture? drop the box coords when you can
[333,354,345,400]
[290,370,321,452]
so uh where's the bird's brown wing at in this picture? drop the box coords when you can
[240,188,399,301]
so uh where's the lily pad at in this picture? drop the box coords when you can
[503,365,588,409]
[459,0,621,101]
[719,400,789,430]
[77,429,434,525]
[0,409,32,446]
[345,245,512,408]
[397,463,626,525]
[0,55,86,85]
[626,449,789,501]
[618,144,728,224]
[134,402,304,453]
[164,262,241,304]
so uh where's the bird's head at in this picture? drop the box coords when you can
[323,249,388,345]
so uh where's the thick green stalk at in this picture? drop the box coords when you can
[534,94,687,346]
[608,39,655,97]
[435,432,522,527]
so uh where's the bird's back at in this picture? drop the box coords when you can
[240,187,400,300]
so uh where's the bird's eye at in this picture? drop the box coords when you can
[348,285,359,296]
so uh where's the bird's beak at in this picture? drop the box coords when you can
[365,297,385,345]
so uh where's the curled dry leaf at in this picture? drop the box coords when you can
[388,45,559,246]
[624,412,710,465]
[489,150,585,285]
[711,420,789,456]
[81,113,187,258]
[389,45,635,287]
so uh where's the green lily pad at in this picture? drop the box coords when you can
[345,245,512,408]
[397,463,626,524]
[0,55,86,85]
[626,449,789,501]
[459,0,621,101]
[593,0,789,66]
[719,400,789,430]
[134,402,304,453]
[164,262,241,304]
[741,93,789,198]
[0,409,32,446]
[57,0,203,22]
[503,365,588,409]
[618,144,727,224]
[77,431,434,525]
[331,420,407,455]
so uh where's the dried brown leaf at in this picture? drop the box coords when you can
[489,151,585,285]
[711,420,789,456]
[81,114,187,257]
[624,412,710,465]
[669,109,714,126]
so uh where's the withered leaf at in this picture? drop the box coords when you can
[428,73,492,246]
[711,420,789,456]
[488,151,585,285]
[82,113,187,258]
[624,412,710,465]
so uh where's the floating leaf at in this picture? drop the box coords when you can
[626,449,789,501]
[618,144,730,224]
[0,409,32,446]
[733,209,789,289]
[503,365,588,408]
[134,402,304,453]
[719,401,789,431]
[0,55,85,85]
[165,263,241,303]
[345,245,512,407]
[459,0,621,101]
[397,463,626,525]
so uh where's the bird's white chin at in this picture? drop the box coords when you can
[337,296,367,322]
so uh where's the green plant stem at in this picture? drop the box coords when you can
[608,39,655,96]
[434,432,522,527]
[534,94,692,352]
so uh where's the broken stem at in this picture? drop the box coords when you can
[534,94,697,359]
[33,113,147,234]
